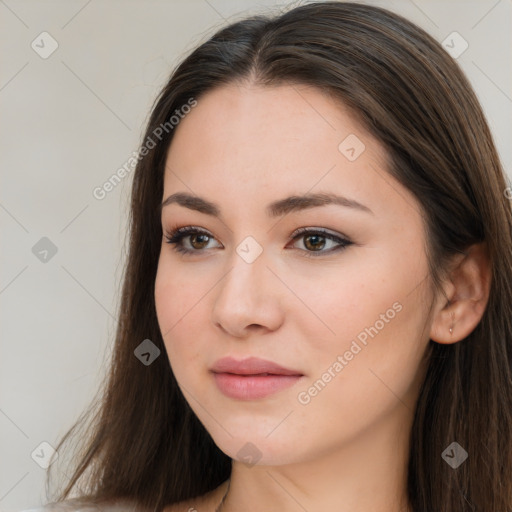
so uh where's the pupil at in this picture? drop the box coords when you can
[191,234,209,249]
[305,234,325,251]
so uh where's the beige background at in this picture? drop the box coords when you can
[1,1,511,510]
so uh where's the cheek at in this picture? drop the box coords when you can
[154,260,205,371]
[291,293,428,452]
[298,247,430,406]
[294,257,403,360]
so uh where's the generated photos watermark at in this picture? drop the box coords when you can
[297,301,403,405]
[93,97,197,200]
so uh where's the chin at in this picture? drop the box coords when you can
[207,424,308,466]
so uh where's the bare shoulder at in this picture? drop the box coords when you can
[19,498,144,512]
[21,482,229,512]
[162,480,230,512]
[19,500,98,512]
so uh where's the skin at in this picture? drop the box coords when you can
[155,82,491,512]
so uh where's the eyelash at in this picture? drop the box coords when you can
[163,226,353,258]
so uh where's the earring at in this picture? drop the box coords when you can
[449,312,455,335]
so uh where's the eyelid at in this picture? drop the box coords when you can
[289,226,350,241]
[164,225,222,248]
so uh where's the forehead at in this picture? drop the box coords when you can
[166,82,374,165]
[162,82,417,222]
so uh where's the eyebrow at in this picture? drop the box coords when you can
[160,191,373,217]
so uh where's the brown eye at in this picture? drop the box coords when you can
[289,227,352,258]
[303,234,326,251]
[164,226,221,255]
[164,226,352,258]
[189,233,211,249]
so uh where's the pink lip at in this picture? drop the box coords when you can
[210,357,304,400]
[211,356,302,376]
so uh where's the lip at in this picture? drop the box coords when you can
[211,356,303,376]
[210,357,304,400]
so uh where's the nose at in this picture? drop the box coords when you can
[211,248,285,338]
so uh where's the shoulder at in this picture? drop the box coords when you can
[19,483,230,512]
[19,498,143,512]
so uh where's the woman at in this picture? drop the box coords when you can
[26,2,512,511]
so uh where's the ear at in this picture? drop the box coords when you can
[429,242,491,344]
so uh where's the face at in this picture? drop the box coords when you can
[154,82,433,466]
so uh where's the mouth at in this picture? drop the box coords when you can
[210,357,304,400]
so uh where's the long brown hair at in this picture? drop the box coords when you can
[47,2,512,511]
